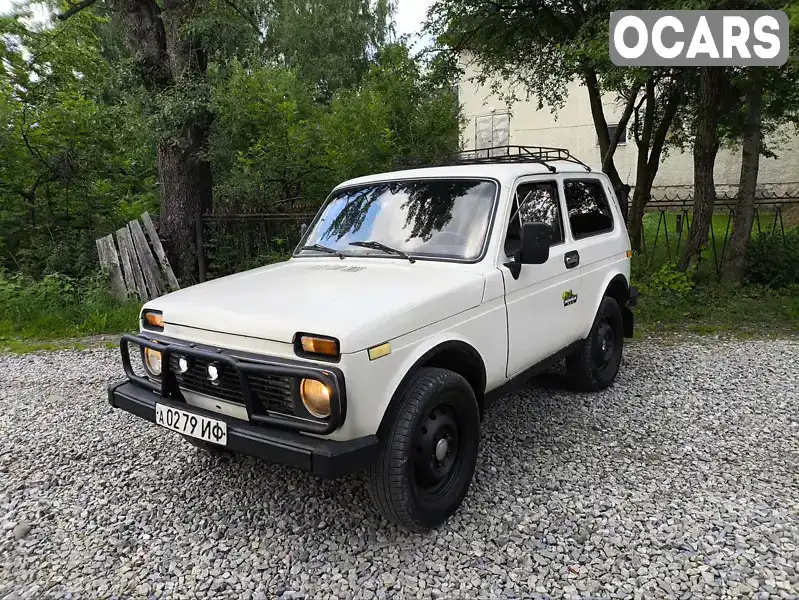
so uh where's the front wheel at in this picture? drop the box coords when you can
[566,296,624,392]
[367,367,480,532]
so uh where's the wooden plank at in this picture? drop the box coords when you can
[129,219,166,298]
[117,226,148,301]
[114,228,135,297]
[141,211,180,291]
[95,234,126,300]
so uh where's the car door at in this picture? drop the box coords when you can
[501,178,583,378]
[560,177,625,335]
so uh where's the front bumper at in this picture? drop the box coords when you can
[108,381,377,479]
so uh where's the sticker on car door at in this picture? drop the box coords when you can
[562,290,578,306]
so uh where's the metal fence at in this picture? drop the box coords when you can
[199,184,799,279]
[636,184,799,277]
[200,197,317,279]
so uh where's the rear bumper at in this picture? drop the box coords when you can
[108,381,377,479]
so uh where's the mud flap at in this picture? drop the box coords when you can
[622,285,639,338]
[622,307,635,338]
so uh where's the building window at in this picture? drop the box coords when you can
[599,124,627,146]
[474,112,510,156]
[609,124,627,145]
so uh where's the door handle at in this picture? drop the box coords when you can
[565,251,580,269]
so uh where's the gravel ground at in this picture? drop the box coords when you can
[1,337,798,600]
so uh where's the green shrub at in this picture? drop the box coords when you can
[744,229,799,289]
[636,261,695,297]
[0,270,140,340]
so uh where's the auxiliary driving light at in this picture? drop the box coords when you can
[300,378,331,418]
[177,357,190,373]
[143,346,162,376]
[207,364,219,382]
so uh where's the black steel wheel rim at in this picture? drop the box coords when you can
[595,317,616,369]
[412,402,462,497]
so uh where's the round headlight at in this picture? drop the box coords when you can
[143,346,162,376]
[300,378,331,418]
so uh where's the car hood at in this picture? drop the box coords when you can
[146,258,486,353]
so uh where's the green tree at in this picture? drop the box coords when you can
[211,62,329,210]
[0,8,156,277]
[323,44,462,180]
[426,0,685,225]
[720,11,799,283]
[264,0,395,101]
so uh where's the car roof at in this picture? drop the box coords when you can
[334,161,597,190]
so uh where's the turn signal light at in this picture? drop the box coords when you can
[298,334,340,357]
[143,311,164,329]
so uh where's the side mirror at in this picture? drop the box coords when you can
[504,222,550,279]
[519,222,550,265]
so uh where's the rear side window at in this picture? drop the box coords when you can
[563,179,615,239]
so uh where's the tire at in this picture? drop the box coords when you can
[566,296,624,392]
[367,367,480,532]
[184,436,232,455]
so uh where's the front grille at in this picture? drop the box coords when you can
[169,355,294,415]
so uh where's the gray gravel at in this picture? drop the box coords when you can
[1,338,798,600]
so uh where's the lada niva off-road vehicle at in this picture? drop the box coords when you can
[109,146,638,531]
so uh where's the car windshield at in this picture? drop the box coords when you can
[297,179,497,261]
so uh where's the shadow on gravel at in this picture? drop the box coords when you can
[168,367,592,538]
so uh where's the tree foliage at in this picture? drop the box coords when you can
[0,8,156,278]
[426,0,688,226]
[0,1,461,282]
[428,0,799,276]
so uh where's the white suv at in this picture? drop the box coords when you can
[109,147,638,531]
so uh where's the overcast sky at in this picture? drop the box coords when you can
[394,0,434,41]
[0,0,433,38]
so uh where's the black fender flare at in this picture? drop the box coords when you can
[376,340,488,436]
[602,274,635,338]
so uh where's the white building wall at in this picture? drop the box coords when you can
[458,61,799,191]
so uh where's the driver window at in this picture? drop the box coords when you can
[504,181,565,257]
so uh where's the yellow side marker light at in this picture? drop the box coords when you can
[368,342,391,361]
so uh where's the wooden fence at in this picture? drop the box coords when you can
[95,211,180,301]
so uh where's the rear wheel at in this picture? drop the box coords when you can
[566,296,624,391]
[367,367,480,531]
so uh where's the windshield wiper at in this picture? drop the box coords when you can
[349,241,416,263]
[300,243,345,259]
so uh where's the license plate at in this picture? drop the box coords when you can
[155,403,227,446]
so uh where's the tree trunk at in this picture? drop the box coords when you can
[583,68,628,220]
[628,79,682,252]
[721,69,763,285]
[679,66,724,271]
[112,0,211,282]
[628,186,648,251]
[157,124,213,282]
[629,78,655,251]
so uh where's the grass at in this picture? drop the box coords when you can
[632,283,799,339]
[1,239,797,354]
[0,272,141,353]
[634,211,789,281]
[630,212,798,338]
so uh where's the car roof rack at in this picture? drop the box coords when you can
[396,145,592,174]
